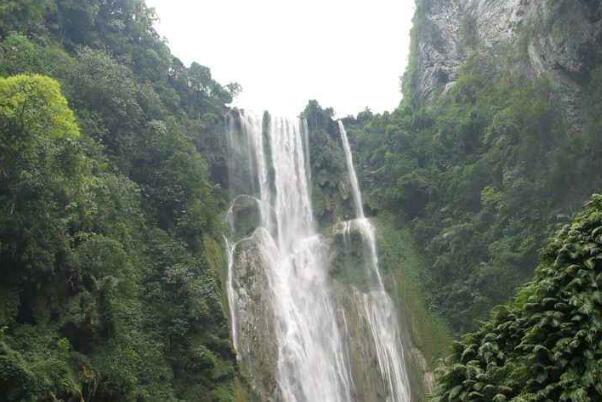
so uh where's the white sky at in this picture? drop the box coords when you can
[145,0,415,117]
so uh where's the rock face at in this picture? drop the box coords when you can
[331,283,389,402]
[231,231,279,401]
[328,222,419,401]
[407,0,602,107]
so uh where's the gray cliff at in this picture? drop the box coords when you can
[405,0,602,122]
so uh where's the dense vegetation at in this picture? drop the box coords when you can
[342,36,602,334]
[302,101,354,227]
[0,1,239,400]
[434,194,602,402]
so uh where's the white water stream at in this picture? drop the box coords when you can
[338,120,412,402]
[225,111,411,401]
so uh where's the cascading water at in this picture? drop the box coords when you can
[225,111,412,402]
[226,111,353,402]
[338,120,412,402]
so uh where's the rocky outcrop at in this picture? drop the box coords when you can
[527,0,602,80]
[332,283,391,402]
[231,231,279,401]
[407,0,602,108]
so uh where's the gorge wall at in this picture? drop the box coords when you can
[406,0,602,109]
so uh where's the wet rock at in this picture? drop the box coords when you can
[231,231,279,401]
[227,195,263,242]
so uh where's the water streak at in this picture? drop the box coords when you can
[338,120,412,402]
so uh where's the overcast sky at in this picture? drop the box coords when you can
[145,0,415,117]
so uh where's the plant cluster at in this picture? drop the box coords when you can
[434,195,602,402]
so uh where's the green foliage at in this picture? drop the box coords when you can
[375,214,453,400]
[0,74,78,138]
[0,75,85,281]
[346,50,602,333]
[0,328,82,401]
[302,100,355,226]
[0,1,238,400]
[433,194,602,401]
[0,0,54,36]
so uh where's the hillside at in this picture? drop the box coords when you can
[345,0,602,334]
[0,1,240,400]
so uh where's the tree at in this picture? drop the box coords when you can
[0,74,79,139]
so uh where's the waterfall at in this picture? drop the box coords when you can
[225,111,412,402]
[226,111,353,402]
[338,120,412,402]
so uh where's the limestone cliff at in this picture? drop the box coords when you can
[405,0,602,122]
